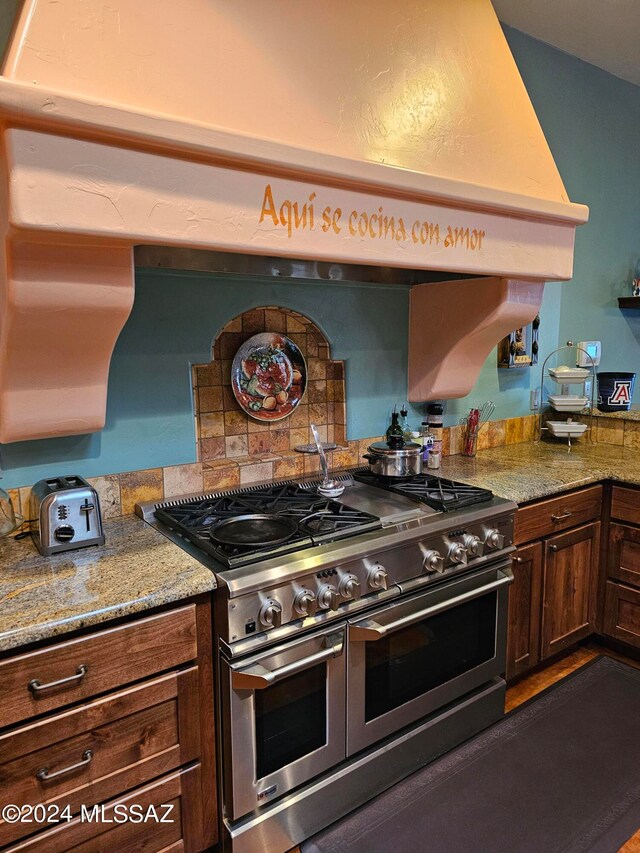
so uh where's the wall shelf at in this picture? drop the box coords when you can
[618,297,640,309]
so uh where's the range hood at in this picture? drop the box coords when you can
[0,0,588,441]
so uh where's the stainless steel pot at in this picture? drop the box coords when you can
[363,441,422,477]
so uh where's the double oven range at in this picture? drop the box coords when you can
[138,469,516,853]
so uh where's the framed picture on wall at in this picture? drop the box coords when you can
[498,315,540,368]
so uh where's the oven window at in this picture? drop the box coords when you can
[255,662,327,779]
[365,592,497,722]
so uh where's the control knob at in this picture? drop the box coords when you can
[338,573,361,600]
[447,543,468,565]
[54,525,75,543]
[485,529,505,550]
[422,549,445,573]
[317,584,340,611]
[293,589,316,617]
[258,599,283,629]
[462,534,483,558]
[367,565,388,590]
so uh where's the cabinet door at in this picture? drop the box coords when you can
[541,522,600,660]
[506,543,542,680]
[608,523,640,588]
[603,581,640,647]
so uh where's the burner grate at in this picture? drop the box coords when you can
[352,469,493,512]
[154,481,380,567]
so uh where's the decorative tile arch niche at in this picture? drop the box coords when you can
[191,306,348,485]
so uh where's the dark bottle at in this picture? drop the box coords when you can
[386,411,405,449]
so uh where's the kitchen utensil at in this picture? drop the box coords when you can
[463,408,480,456]
[30,475,104,556]
[311,423,345,497]
[363,441,423,477]
[548,394,589,412]
[210,514,298,546]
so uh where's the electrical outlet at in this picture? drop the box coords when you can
[584,378,593,400]
[530,388,540,411]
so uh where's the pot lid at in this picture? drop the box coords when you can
[368,441,422,457]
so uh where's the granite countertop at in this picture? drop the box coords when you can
[2,439,639,655]
[439,440,640,504]
[594,407,640,421]
[0,515,215,653]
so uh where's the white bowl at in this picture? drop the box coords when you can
[547,420,588,438]
[548,395,589,412]
[549,367,590,384]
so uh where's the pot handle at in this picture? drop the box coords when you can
[362,454,376,461]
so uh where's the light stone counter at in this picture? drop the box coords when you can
[3,440,640,654]
[0,515,215,653]
[439,440,640,504]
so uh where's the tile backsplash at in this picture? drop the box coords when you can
[7,414,545,522]
[192,305,346,466]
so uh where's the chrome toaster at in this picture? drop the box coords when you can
[31,475,105,556]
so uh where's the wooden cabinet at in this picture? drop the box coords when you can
[0,605,198,730]
[601,485,640,649]
[4,765,204,853]
[507,486,602,680]
[603,581,640,646]
[514,485,602,545]
[608,523,640,588]
[540,523,600,659]
[0,597,216,853]
[506,542,542,680]
[611,486,640,527]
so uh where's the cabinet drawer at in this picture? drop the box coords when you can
[603,581,640,648]
[5,764,204,853]
[515,485,602,545]
[0,606,197,729]
[611,486,640,526]
[0,668,200,847]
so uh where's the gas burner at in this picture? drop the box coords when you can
[352,469,493,512]
[154,482,381,567]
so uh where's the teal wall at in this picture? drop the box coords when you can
[1,26,639,489]
[503,27,640,387]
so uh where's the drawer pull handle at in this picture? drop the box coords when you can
[36,749,93,782]
[28,664,88,696]
[549,544,558,552]
[513,556,524,563]
[551,511,573,521]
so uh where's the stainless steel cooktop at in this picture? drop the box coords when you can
[137,470,516,651]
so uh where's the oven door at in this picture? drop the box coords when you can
[347,562,512,755]
[222,624,346,820]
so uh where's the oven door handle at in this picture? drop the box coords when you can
[231,631,344,690]
[349,567,514,642]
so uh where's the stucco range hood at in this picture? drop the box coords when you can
[0,0,588,442]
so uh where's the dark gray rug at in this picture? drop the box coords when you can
[302,657,640,853]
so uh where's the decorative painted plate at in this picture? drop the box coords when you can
[231,332,307,422]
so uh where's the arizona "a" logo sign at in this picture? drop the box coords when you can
[608,381,632,406]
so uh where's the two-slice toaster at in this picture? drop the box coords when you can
[30,475,105,556]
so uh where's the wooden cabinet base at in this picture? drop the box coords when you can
[604,581,640,647]
[0,597,217,853]
[4,765,204,853]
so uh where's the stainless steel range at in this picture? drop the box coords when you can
[137,469,516,853]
